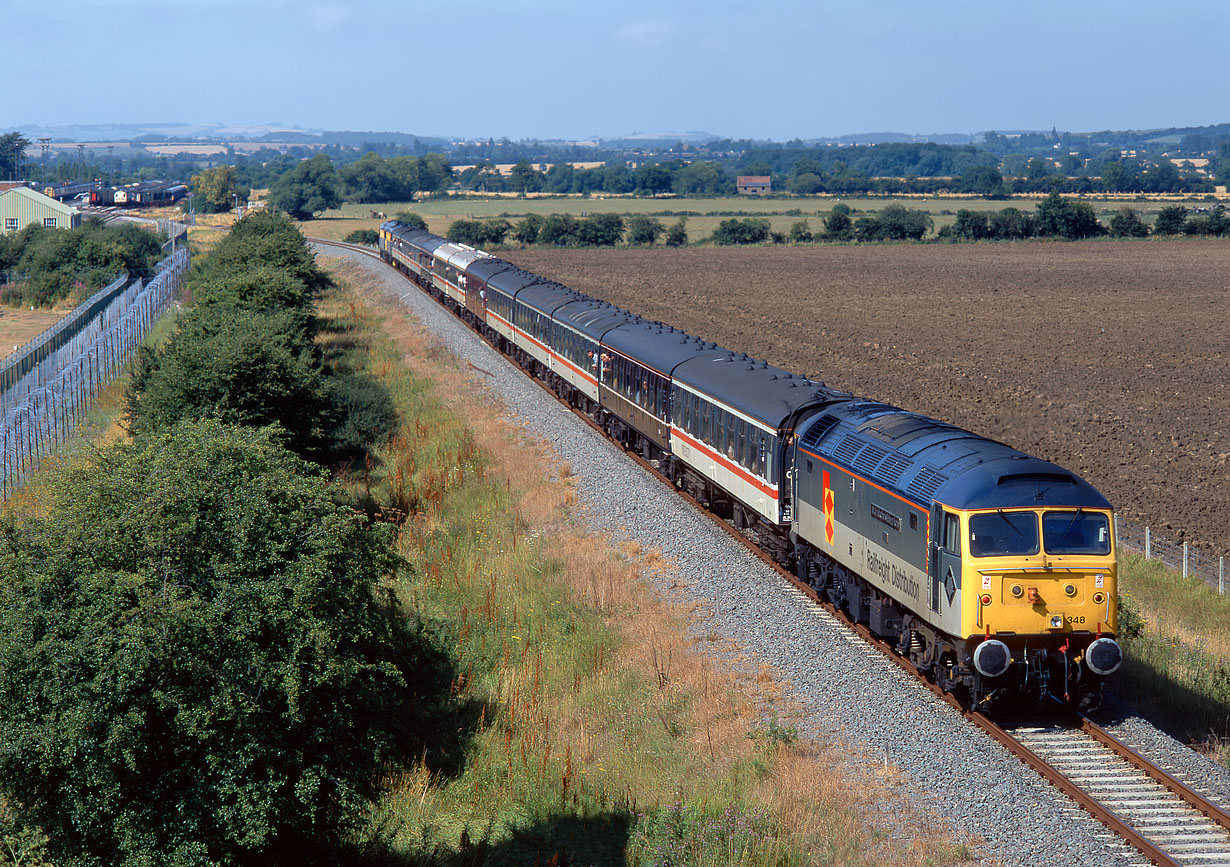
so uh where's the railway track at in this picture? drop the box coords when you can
[315,236,1230,867]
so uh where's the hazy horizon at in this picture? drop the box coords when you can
[4,0,1227,142]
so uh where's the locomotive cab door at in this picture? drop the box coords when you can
[930,506,962,617]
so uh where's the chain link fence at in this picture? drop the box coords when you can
[0,248,188,500]
[1115,515,1226,594]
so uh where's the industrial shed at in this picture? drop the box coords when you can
[0,187,81,233]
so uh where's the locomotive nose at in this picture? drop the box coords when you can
[1086,637,1123,676]
[973,639,1012,678]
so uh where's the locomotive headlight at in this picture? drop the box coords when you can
[1049,615,1064,628]
[1092,592,1106,605]
[1010,584,1023,598]
[1064,583,1077,597]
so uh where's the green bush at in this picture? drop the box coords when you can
[711,217,770,245]
[124,304,333,460]
[327,371,399,458]
[0,421,427,865]
[0,219,163,307]
[343,228,380,246]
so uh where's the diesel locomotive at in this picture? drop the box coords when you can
[378,220,1123,711]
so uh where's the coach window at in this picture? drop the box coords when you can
[736,419,747,468]
[699,402,710,441]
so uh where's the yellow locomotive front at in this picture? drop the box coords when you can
[957,506,1123,709]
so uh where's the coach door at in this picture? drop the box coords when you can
[930,506,962,617]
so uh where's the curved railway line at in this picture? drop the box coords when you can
[312,236,1230,866]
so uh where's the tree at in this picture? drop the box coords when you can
[673,161,727,195]
[664,217,688,247]
[480,218,512,245]
[874,204,932,240]
[1108,207,1149,238]
[507,159,544,193]
[0,421,427,865]
[626,215,665,246]
[1152,205,1188,235]
[190,165,250,214]
[711,218,770,245]
[0,131,29,181]
[1034,192,1106,239]
[790,172,825,194]
[788,220,813,242]
[447,219,486,246]
[1101,160,1133,193]
[126,305,334,459]
[988,207,1036,240]
[339,152,411,203]
[393,211,428,231]
[538,213,579,245]
[952,209,990,241]
[269,154,341,220]
[635,164,673,196]
[823,203,853,241]
[1142,159,1181,194]
[575,213,624,246]
[956,164,1005,197]
[512,214,543,244]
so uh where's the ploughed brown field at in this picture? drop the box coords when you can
[506,239,1230,554]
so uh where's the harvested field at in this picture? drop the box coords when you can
[0,307,67,360]
[506,238,1230,554]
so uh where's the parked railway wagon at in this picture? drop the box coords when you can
[377,220,1123,711]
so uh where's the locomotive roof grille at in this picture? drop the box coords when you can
[906,467,949,502]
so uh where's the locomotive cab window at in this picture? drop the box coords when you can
[1042,510,1110,555]
[969,511,1040,557]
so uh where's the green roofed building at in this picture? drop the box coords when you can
[0,186,82,233]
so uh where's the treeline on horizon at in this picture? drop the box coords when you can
[6,125,1230,201]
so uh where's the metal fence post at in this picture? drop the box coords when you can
[1182,542,1189,579]
[1145,527,1151,560]
[1221,557,1225,595]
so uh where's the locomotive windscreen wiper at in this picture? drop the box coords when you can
[1060,508,1084,539]
[997,508,1025,538]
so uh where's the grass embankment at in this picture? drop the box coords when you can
[1115,555,1230,767]
[319,257,972,866]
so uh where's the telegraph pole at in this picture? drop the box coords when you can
[38,138,50,183]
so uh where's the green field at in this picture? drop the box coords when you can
[304,193,1224,244]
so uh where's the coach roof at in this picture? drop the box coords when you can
[515,281,582,316]
[465,256,516,283]
[674,352,841,429]
[486,265,553,296]
[552,299,637,341]
[600,321,723,377]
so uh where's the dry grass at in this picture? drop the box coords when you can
[0,306,70,360]
[331,256,973,865]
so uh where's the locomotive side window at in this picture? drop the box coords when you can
[942,512,962,554]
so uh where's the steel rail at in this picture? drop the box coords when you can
[328,236,1229,867]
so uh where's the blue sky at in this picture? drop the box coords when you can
[5,0,1228,140]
